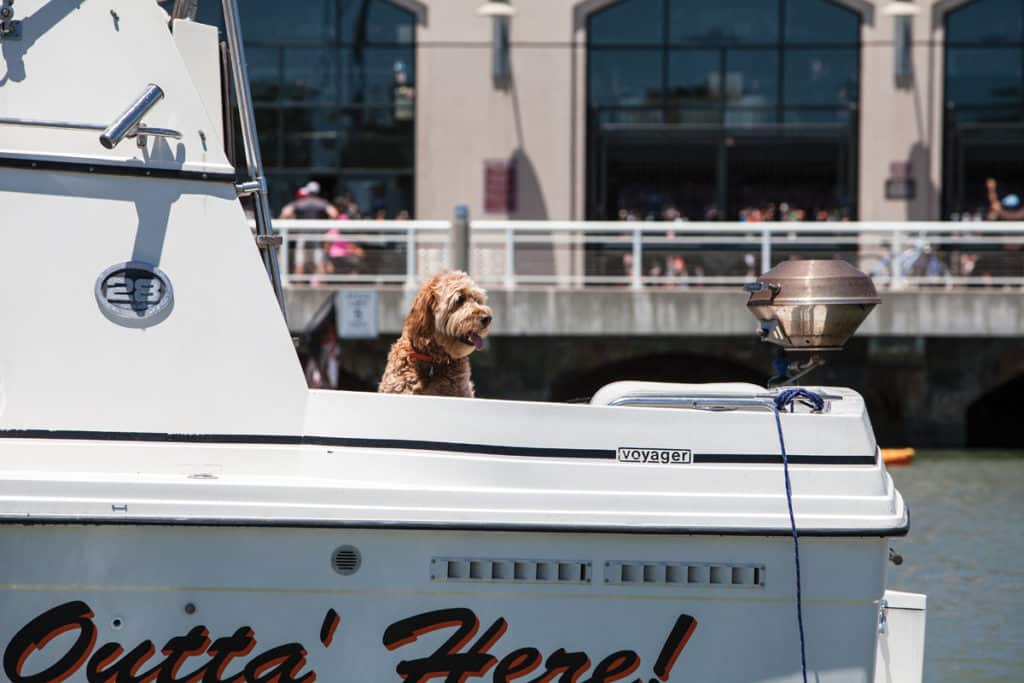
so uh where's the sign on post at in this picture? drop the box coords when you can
[484,159,516,214]
[335,289,379,339]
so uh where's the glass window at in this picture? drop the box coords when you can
[946,47,1024,106]
[667,50,720,107]
[784,0,859,45]
[599,108,666,126]
[241,0,335,44]
[669,0,779,45]
[589,0,663,46]
[724,50,779,107]
[192,0,416,215]
[340,175,412,217]
[588,49,663,107]
[342,47,416,106]
[254,107,280,167]
[946,0,1023,45]
[341,0,416,44]
[283,48,337,103]
[341,112,414,168]
[282,108,340,168]
[588,1,859,115]
[587,0,861,219]
[783,108,852,125]
[248,48,282,102]
[784,48,858,106]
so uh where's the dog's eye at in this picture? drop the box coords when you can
[456,295,466,306]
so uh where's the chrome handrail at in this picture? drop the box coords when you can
[0,117,182,143]
[100,84,168,149]
[607,393,841,411]
[222,0,286,317]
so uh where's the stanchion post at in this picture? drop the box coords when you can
[761,227,772,274]
[504,227,516,289]
[631,227,643,290]
[452,205,470,273]
[405,226,418,290]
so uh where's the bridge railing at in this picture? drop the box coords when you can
[267,220,1024,290]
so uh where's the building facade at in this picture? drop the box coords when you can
[198,0,1024,221]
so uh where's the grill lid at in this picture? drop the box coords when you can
[745,260,880,351]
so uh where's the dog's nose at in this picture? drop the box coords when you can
[480,315,492,327]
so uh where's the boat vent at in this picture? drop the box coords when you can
[432,558,592,584]
[331,546,362,576]
[604,561,765,588]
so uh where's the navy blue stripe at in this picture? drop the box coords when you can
[0,516,910,537]
[694,453,877,465]
[0,429,876,465]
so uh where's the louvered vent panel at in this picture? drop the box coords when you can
[604,561,765,588]
[432,558,591,584]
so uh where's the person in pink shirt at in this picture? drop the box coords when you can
[323,199,365,276]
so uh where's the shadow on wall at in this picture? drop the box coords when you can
[967,374,1024,449]
[547,353,764,403]
[508,149,556,277]
[510,148,548,220]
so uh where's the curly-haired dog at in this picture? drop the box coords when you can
[379,271,493,397]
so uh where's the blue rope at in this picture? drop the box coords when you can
[772,388,823,683]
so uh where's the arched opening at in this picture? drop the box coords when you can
[943,0,1024,219]
[196,0,417,216]
[966,374,1024,448]
[585,0,860,220]
[548,352,763,402]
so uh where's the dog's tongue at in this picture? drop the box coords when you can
[470,333,485,350]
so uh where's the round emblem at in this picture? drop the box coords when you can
[95,261,174,328]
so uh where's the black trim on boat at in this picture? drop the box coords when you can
[0,514,911,537]
[695,453,877,465]
[0,429,878,465]
[0,154,237,183]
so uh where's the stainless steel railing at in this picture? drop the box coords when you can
[0,85,182,149]
[260,220,1024,291]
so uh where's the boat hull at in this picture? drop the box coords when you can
[0,524,887,682]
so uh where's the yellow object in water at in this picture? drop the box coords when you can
[882,448,916,466]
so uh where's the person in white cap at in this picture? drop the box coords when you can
[280,180,339,220]
[279,181,340,277]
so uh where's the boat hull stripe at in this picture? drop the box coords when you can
[0,516,910,537]
[0,154,237,183]
[0,429,877,465]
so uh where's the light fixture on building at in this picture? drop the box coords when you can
[883,1,920,80]
[477,0,516,82]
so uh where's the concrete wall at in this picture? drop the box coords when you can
[411,0,974,221]
[286,287,1024,337]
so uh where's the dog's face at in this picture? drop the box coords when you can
[406,271,493,360]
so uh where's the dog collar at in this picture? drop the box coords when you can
[408,349,445,379]
[408,350,435,364]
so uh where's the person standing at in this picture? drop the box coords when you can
[279,181,339,277]
[280,181,338,220]
[986,178,1024,220]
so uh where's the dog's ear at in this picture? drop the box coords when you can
[404,278,437,349]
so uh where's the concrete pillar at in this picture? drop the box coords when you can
[858,0,943,220]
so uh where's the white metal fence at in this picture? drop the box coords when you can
[266,220,1024,290]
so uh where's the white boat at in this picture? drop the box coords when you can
[0,2,924,681]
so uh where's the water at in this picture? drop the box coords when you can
[886,451,1024,682]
